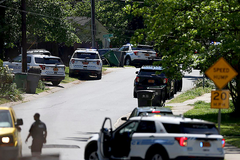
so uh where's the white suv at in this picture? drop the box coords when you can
[69,48,102,79]
[119,43,157,67]
[84,116,225,160]
[3,49,65,86]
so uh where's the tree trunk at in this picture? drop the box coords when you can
[0,2,6,59]
[231,74,240,116]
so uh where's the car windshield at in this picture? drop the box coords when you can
[0,110,13,128]
[139,69,165,76]
[162,122,219,134]
[35,57,63,64]
[73,52,99,59]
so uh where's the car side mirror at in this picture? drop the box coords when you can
[68,55,71,59]
[121,117,128,121]
[16,118,23,126]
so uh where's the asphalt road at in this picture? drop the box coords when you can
[12,67,201,160]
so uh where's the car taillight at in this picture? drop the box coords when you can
[135,77,140,83]
[134,51,138,55]
[71,59,75,64]
[156,53,158,57]
[64,65,66,71]
[175,137,188,147]
[222,139,225,148]
[152,111,160,113]
[39,65,45,70]
[97,60,100,65]
[163,78,168,84]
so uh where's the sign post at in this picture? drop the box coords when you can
[205,57,238,133]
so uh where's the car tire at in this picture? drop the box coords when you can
[125,56,131,65]
[133,91,137,98]
[97,72,102,80]
[52,81,61,86]
[146,150,165,160]
[86,144,99,160]
[69,69,74,77]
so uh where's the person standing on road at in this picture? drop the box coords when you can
[25,113,47,156]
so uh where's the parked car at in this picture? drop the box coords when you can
[69,48,102,79]
[3,49,66,86]
[134,65,180,99]
[118,43,158,67]
[0,106,23,159]
[84,116,225,160]
[121,106,173,121]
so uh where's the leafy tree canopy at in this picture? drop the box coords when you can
[128,0,240,114]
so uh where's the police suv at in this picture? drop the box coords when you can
[3,49,65,86]
[119,44,158,67]
[69,48,102,79]
[84,116,225,160]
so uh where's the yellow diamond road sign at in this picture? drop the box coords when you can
[205,57,238,89]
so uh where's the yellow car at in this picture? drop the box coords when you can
[0,106,23,159]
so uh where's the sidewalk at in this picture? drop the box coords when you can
[165,93,240,160]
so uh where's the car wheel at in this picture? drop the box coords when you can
[52,81,61,86]
[86,145,99,160]
[97,72,102,80]
[69,69,74,77]
[133,91,137,98]
[146,150,165,160]
[125,57,131,65]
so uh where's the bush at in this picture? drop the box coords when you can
[194,78,215,89]
[0,60,23,101]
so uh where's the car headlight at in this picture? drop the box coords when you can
[0,135,14,146]
[2,137,10,143]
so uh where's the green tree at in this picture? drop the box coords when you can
[0,0,80,58]
[129,0,240,115]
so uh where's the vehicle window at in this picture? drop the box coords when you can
[12,56,31,63]
[162,122,219,134]
[73,52,99,59]
[119,121,139,135]
[129,108,137,118]
[35,57,63,64]
[12,56,22,62]
[139,112,173,117]
[119,46,129,51]
[162,123,181,133]
[0,110,13,127]
[136,121,156,133]
[139,69,165,76]
[180,122,219,135]
[27,56,31,63]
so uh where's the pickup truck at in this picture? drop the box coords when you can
[84,116,225,160]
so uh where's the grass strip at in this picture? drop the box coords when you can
[168,87,212,103]
[184,100,240,148]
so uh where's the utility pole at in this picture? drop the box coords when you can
[91,0,95,49]
[21,0,27,72]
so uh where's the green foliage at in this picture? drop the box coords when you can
[0,59,22,101]
[194,78,216,89]
[1,0,80,49]
[37,80,45,90]
[129,0,240,113]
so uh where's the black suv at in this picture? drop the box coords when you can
[133,65,182,100]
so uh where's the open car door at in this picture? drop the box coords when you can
[99,117,113,158]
